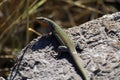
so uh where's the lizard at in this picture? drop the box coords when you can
[35,17,89,80]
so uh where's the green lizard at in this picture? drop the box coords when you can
[35,17,89,80]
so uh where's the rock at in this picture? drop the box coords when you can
[0,77,5,80]
[8,12,120,80]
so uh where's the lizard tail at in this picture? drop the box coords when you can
[72,53,89,80]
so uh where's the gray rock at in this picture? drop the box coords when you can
[0,77,5,80]
[8,12,120,80]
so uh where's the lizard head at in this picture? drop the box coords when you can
[34,17,53,35]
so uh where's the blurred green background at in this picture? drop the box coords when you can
[0,0,120,79]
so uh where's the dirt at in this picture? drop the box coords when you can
[8,12,120,80]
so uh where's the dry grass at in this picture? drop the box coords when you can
[0,0,119,78]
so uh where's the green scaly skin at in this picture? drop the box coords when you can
[36,17,89,80]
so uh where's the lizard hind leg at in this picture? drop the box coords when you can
[53,45,69,59]
[51,46,68,59]
[58,46,68,53]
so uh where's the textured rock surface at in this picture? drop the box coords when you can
[8,12,120,80]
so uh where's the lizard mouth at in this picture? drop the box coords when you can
[35,17,50,28]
